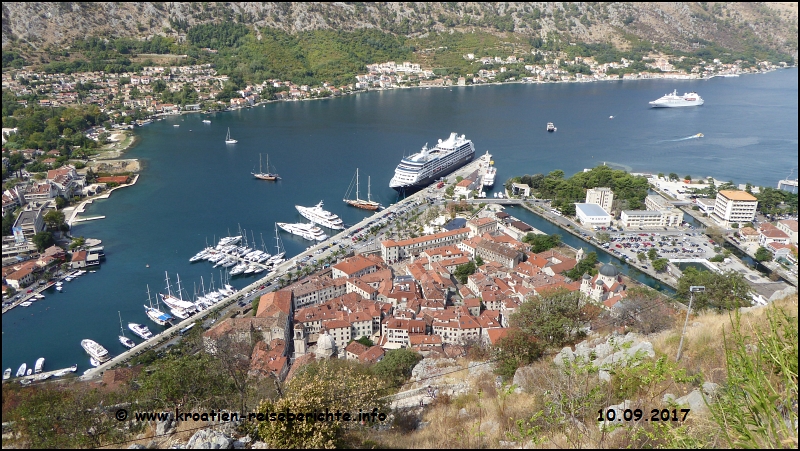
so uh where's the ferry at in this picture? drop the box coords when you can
[480,151,496,187]
[649,89,704,107]
[389,132,475,190]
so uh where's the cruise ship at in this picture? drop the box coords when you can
[81,339,110,363]
[277,222,328,241]
[479,151,496,187]
[649,89,704,107]
[296,201,344,230]
[390,132,475,190]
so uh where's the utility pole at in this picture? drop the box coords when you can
[677,285,705,361]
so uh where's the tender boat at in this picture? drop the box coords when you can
[547,122,557,132]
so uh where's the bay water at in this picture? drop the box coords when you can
[2,68,796,373]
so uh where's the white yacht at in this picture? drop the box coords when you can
[16,363,27,378]
[3,368,11,380]
[218,235,242,247]
[649,89,704,107]
[277,222,328,241]
[34,358,45,374]
[296,201,344,230]
[480,151,496,187]
[390,132,475,190]
[81,339,110,363]
[144,285,173,326]
[128,323,153,340]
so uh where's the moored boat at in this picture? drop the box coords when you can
[128,323,153,340]
[81,339,110,363]
[344,168,380,210]
[16,364,26,378]
[390,132,475,190]
[3,368,11,380]
[34,358,44,374]
[277,222,328,241]
[296,201,344,229]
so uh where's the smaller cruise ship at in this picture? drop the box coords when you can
[81,339,110,363]
[277,222,328,241]
[649,89,704,107]
[296,201,344,230]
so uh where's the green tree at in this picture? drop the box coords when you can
[522,233,561,253]
[355,336,374,347]
[754,246,772,262]
[652,258,669,272]
[371,348,422,386]
[564,251,599,280]
[595,231,611,243]
[43,210,66,231]
[453,260,477,284]
[475,254,484,266]
[647,247,658,261]
[32,231,54,252]
[668,173,679,181]
[54,196,67,209]
[494,327,545,380]
[257,360,387,448]
[684,175,692,181]
[677,267,752,311]
[637,252,646,262]
[510,288,598,348]
[610,286,674,334]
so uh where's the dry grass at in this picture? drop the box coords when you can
[370,295,798,449]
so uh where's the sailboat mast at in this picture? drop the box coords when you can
[368,176,372,202]
[356,168,360,201]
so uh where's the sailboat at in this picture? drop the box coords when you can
[118,311,136,349]
[225,127,238,144]
[144,285,173,326]
[344,168,380,210]
[252,154,280,180]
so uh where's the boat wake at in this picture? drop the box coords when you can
[658,133,704,143]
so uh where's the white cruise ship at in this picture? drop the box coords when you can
[649,89,704,107]
[277,222,328,241]
[479,151,496,187]
[81,339,110,363]
[390,132,475,190]
[295,201,344,230]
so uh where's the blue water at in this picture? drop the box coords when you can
[2,68,796,373]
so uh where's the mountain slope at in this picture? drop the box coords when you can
[2,2,797,59]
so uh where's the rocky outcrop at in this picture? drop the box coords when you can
[185,429,234,449]
[554,333,656,382]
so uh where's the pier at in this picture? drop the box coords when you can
[10,364,78,384]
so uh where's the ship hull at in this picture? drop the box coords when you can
[390,153,474,191]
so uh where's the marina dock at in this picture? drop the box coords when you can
[9,364,78,384]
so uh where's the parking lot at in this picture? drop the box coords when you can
[601,231,717,267]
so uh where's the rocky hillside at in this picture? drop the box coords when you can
[2,2,797,58]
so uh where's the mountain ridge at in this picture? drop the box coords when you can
[2,2,797,59]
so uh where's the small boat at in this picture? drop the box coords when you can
[225,127,238,144]
[25,368,32,376]
[174,124,180,128]
[203,119,211,124]
[694,133,704,138]
[56,285,63,292]
[3,368,11,380]
[20,301,32,307]
[118,312,136,349]
[252,154,279,181]
[53,364,78,377]
[16,364,27,378]
[34,358,44,374]
[90,358,101,367]
[547,122,557,132]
